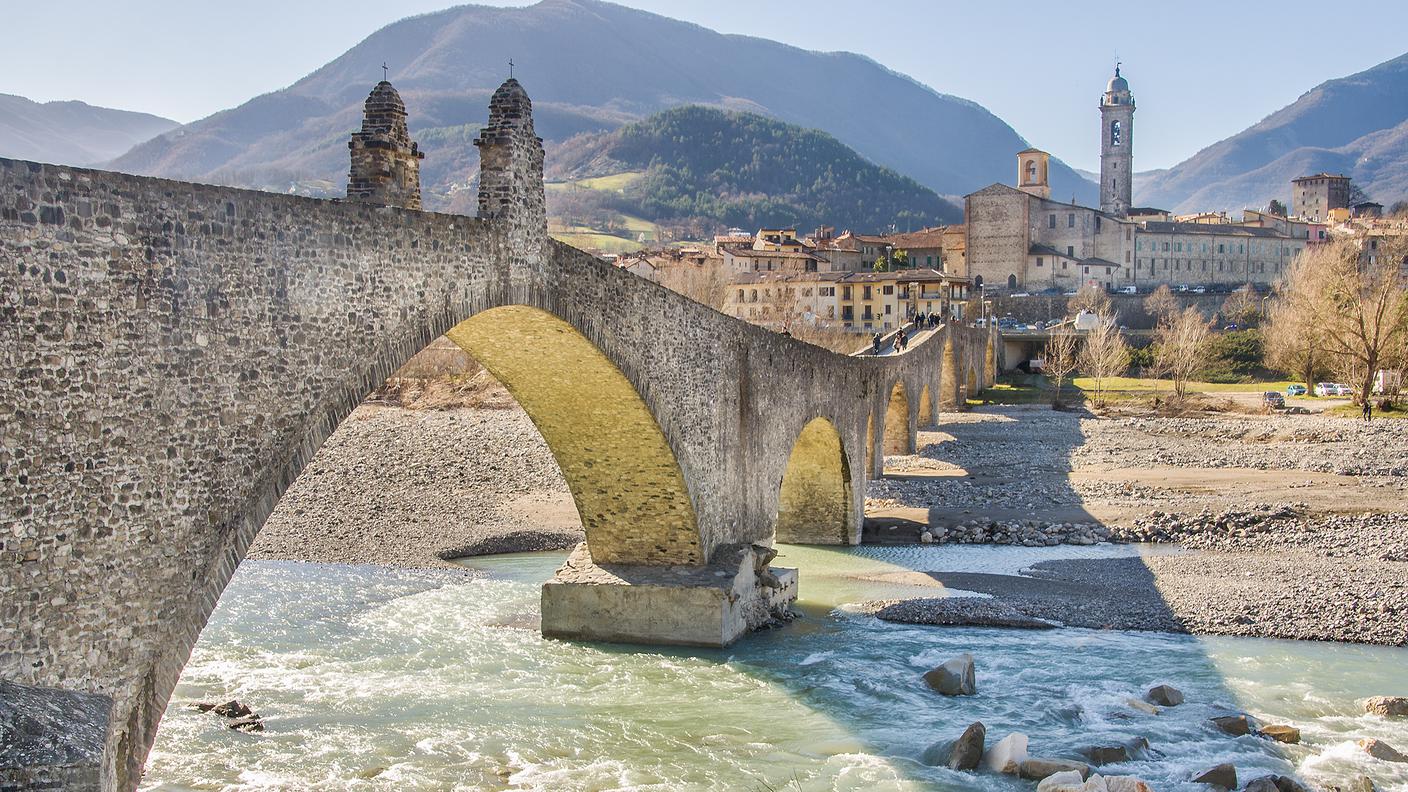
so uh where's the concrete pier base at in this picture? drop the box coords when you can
[541,543,798,648]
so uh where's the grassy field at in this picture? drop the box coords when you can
[544,171,644,193]
[550,231,645,255]
[1069,375,1298,394]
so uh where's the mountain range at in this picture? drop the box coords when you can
[0,94,177,166]
[1135,52,1408,213]
[106,0,1095,208]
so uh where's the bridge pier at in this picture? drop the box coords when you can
[541,544,797,647]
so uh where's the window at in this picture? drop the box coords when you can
[1083,266,1090,274]
[1026,159,1037,183]
[1111,119,1122,146]
[1049,214,1056,229]
[1175,242,1182,252]
[1066,246,1074,257]
[1068,213,1075,228]
[1125,251,1131,263]
[882,285,894,295]
[1062,261,1068,270]
[736,289,744,302]
[749,289,758,303]
[1217,243,1225,254]
[885,304,892,315]
[842,306,853,321]
[1008,274,1018,289]
[1095,216,1102,233]
[802,288,813,297]
[1162,242,1169,252]
[842,286,852,300]
[863,285,872,300]
[863,306,873,320]
[1036,257,1044,267]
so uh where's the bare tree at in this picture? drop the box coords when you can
[1144,284,1179,324]
[1043,327,1082,408]
[1069,283,1113,317]
[1154,305,1213,400]
[1080,316,1130,408]
[1220,283,1262,328]
[1297,237,1408,404]
[1264,259,1327,393]
[657,262,731,310]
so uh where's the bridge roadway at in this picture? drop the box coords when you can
[0,79,993,789]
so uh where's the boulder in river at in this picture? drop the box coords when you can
[982,732,1028,774]
[1104,777,1154,792]
[1078,744,1129,766]
[949,721,985,770]
[1125,698,1159,715]
[1037,770,1085,792]
[1359,738,1407,763]
[923,653,976,696]
[1259,724,1300,744]
[1190,762,1237,790]
[1362,696,1408,718]
[1244,777,1280,792]
[1020,757,1091,781]
[1210,714,1254,736]
[1146,684,1184,707]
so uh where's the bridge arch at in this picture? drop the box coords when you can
[773,417,852,544]
[445,305,700,564]
[883,380,913,456]
[917,383,935,428]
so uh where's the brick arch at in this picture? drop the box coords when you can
[773,417,852,545]
[445,305,699,564]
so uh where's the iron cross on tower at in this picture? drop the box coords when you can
[382,62,389,81]
[509,58,514,78]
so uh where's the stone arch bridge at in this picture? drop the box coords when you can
[0,80,991,789]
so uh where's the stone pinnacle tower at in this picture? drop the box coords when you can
[346,80,424,210]
[473,77,545,228]
[1099,65,1135,217]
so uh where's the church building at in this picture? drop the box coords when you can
[963,67,1303,293]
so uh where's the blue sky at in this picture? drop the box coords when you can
[8,0,1406,171]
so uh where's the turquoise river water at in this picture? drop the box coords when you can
[142,544,1408,791]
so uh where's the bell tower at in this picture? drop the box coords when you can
[1017,148,1051,199]
[1099,65,1135,217]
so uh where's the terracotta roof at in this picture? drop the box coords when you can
[724,248,822,260]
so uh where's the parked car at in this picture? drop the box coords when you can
[1286,384,1307,396]
[1313,382,1337,397]
[1191,285,1208,294]
[1010,292,1030,298]
[1334,383,1354,396]
[1223,323,1239,331]
[1117,285,1138,295]
[1262,391,1285,409]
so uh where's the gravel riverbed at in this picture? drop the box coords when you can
[251,401,1408,645]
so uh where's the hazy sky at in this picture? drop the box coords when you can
[8,0,1407,171]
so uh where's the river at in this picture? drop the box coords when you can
[141,544,1408,791]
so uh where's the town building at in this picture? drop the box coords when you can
[1292,173,1351,222]
[722,269,969,332]
[1099,67,1135,217]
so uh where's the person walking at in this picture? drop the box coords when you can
[1363,399,1373,422]
[871,332,882,355]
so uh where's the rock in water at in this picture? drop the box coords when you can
[1191,763,1238,790]
[1359,738,1408,763]
[1363,696,1408,718]
[923,653,976,696]
[211,699,253,719]
[1104,777,1154,792]
[1244,777,1280,792]
[1146,684,1184,707]
[1079,744,1129,765]
[1125,698,1159,715]
[1210,714,1253,736]
[1272,777,1313,792]
[1020,757,1091,780]
[982,732,1029,774]
[949,721,985,770]
[1037,770,1086,792]
[228,714,264,732]
[1260,724,1300,744]
[1337,775,1377,792]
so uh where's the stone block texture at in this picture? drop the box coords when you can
[0,79,990,789]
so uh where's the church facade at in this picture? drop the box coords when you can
[965,68,1306,293]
